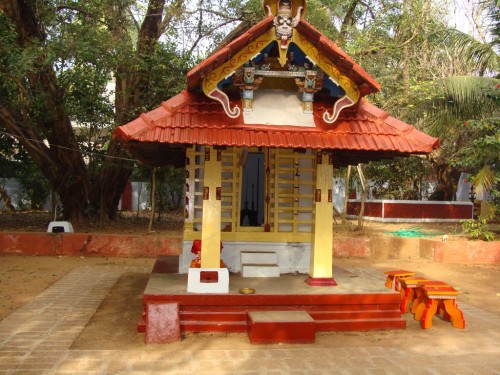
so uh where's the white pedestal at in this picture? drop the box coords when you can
[187,268,229,294]
[47,221,74,233]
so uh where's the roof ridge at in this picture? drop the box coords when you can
[358,99,389,120]
[140,113,153,126]
[160,90,192,113]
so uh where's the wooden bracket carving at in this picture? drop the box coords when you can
[315,189,321,202]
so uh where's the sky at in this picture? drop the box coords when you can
[447,0,495,43]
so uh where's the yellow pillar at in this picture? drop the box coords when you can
[201,147,222,268]
[307,152,336,286]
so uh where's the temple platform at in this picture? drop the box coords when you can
[138,257,406,343]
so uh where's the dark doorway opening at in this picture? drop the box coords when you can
[240,152,264,226]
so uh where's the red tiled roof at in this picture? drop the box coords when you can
[186,17,380,97]
[113,90,439,166]
[113,16,438,166]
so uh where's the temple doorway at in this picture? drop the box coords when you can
[240,152,264,227]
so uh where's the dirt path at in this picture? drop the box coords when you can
[0,256,155,320]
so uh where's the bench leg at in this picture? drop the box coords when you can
[421,299,439,329]
[385,275,395,289]
[442,299,465,329]
[412,289,424,315]
[400,288,413,314]
[413,290,428,320]
[437,300,451,321]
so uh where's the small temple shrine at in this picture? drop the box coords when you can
[113,0,440,343]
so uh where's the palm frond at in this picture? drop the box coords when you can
[473,165,496,198]
[434,28,499,75]
[408,76,499,137]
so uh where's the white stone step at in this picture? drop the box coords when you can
[241,252,278,265]
[242,264,280,278]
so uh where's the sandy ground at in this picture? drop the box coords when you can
[0,254,499,351]
[0,212,498,349]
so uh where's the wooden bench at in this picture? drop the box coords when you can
[414,283,465,329]
[399,276,428,313]
[247,311,316,344]
[411,280,449,315]
[384,270,416,291]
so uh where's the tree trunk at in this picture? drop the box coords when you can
[436,165,461,201]
[92,0,167,222]
[148,167,157,232]
[1,2,90,223]
[338,0,358,45]
[430,153,461,201]
[0,187,15,212]
[2,0,176,223]
[356,164,366,229]
[342,166,352,223]
[421,0,432,70]
[401,0,411,88]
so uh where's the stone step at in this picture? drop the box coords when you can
[241,264,280,278]
[247,310,315,344]
[241,251,278,265]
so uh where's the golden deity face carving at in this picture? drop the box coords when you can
[275,14,293,48]
[267,0,303,49]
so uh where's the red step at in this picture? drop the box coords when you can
[181,320,247,332]
[309,309,402,320]
[247,311,316,344]
[141,292,406,335]
[181,311,247,322]
[316,318,406,331]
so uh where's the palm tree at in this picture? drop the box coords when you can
[407,23,499,205]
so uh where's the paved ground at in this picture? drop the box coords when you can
[1,265,499,375]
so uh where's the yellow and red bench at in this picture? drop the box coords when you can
[413,282,465,329]
[384,270,465,329]
[398,276,428,313]
[384,270,416,291]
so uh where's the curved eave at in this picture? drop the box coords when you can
[117,127,437,154]
[112,91,439,167]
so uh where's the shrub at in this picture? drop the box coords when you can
[460,216,495,241]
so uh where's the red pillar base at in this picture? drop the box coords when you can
[145,302,181,344]
[305,276,337,286]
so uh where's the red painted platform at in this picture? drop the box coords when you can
[137,258,406,342]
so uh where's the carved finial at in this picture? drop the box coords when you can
[263,0,306,18]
